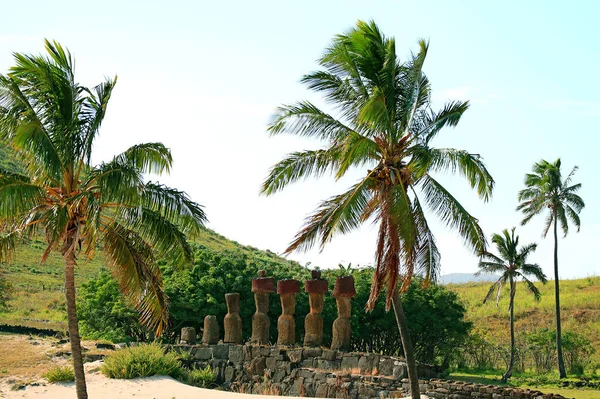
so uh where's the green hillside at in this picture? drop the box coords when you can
[0,227,301,331]
[448,277,600,371]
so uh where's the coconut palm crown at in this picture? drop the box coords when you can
[516,158,584,378]
[261,21,494,309]
[0,42,206,399]
[478,227,546,382]
[479,228,546,307]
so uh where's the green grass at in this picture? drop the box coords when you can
[101,343,181,379]
[43,366,75,383]
[450,371,598,399]
[448,276,600,369]
[180,365,216,387]
[0,226,300,331]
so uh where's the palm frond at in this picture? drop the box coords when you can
[268,101,361,140]
[115,142,173,176]
[260,148,340,196]
[0,174,45,219]
[520,263,547,283]
[102,222,169,335]
[140,182,206,235]
[418,100,470,144]
[420,174,486,254]
[0,230,19,262]
[285,176,373,254]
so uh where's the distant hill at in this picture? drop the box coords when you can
[441,272,500,284]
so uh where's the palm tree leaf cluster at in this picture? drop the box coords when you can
[0,40,206,335]
[261,20,494,310]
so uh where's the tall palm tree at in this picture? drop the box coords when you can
[261,20,494,398]
[517,159,584,378]
[0,41,206,399]
[478,227,546,382]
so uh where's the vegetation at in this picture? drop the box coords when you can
[78,270,149,343]
[261,19,493,399]
[78,250,470,368]
[478,227,547,382]
[180,365,216,388]
[517,158,585,378]
[43,365,75,383]
[0,41,205,399]
[450,276,600,374]
[101,343,181,379]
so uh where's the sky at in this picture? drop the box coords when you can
[1,1,599,279]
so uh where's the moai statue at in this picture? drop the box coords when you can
[277,279,300,346]
[224,293,242,344]
[304,270,328,347]
[180,327,196,344]
[251,270,275,344]
[202,315,219,345]
[331,275,356,350]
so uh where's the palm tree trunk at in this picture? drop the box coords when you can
[502,279,515,383]
[391,290,421,399]
[553,215,567,378]
[64,247,88,399]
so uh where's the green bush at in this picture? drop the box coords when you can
[180,365,216,387]
[101,343,181,379]
[77,269,148,342]
[43,366,75,383]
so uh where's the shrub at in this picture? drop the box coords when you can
[77,269,149,342]
[101,343,181,379]
[180,365,216,387]
[43,366,75,383]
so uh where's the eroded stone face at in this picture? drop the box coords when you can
[202,315,219,345]
[251,271,274,344]
[224,293,242,344]
[277,279,300,346]
[180,327,196,345]
[251,292,270,344]
[331,276,356,351]
[304,270,328,347]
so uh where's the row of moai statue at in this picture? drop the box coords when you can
[185,269,356,350]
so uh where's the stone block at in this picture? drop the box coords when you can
[316,383,329,398]
[302,358,316,368]
[379,357,394,376]
[341,355,359,370]
[321,349,336,361]
[287,349,303,363]
[276,360,291,373]
[303,347,323,358]
[248,357,266,375]
[211,344,229,359]
[392,365,407,379]
[317,359,336,370]
[224,366,236,382]
[266,356,277,370]
[230,346,243,364]
[193,347,213,360]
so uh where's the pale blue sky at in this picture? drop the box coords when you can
[1,1,598,278]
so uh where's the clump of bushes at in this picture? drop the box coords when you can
[180,365,216,387]
[43,366,75,382]
[101,343,181,379]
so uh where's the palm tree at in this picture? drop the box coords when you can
[517,159,584,378]
[0,41,206,399]
[478,227,546,382]
[261,20,494,398]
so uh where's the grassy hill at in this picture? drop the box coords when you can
[0,226,300,331]
[448,277,600,371]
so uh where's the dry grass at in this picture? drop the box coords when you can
[0,333,115,380]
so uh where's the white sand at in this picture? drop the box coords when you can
[0,362,427,399]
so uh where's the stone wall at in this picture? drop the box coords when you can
[168,343,570,399]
